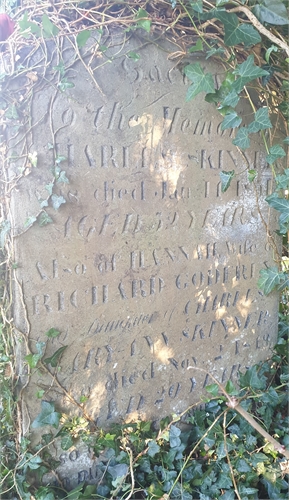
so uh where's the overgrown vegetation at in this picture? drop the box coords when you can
[0,0,288,498]
[0,318,288,499]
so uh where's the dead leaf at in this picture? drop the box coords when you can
[26,71,38,82]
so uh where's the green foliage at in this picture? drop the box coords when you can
[248,169,257,182]
[266,193,289,234]
[135,8,151,33]
[18,11,41,37]
[212,11,261,47]
[258,266,286,295]
[31,401,61,429]
[221,111,242,130]
[43,346,67,368]
[185,63,215,99]
[41,13,59,37]
[231,55,269,93]
[184,27,288,298]
[57,78,75,92]
[188,39,203,52]
[252,0,289,26]
[76,30,91,48]
[25,341,46,369]
[46,328,61,338]
[266,145,287,164]
[1,1,288,498]
[127,51,140,61]
[220,170,235,192]
[2,318,289,498]
[51,194,66,210]
[275,168,289,189]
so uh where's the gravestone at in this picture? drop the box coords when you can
[5,31,278,441]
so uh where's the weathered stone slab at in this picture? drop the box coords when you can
[6,32,278,434]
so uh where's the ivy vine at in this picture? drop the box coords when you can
[0,0,288,499]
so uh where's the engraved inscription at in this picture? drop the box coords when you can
[10,37,277,433]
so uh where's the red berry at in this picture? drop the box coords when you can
[0,14,15,42]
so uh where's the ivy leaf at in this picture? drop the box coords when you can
[65,483,86,499]
[216,473,233,490]
[239,365,267,390]
[51,194,66,210]
[258,266,283,295]
[247,107,272,133]
[19,12,41,37]
[253,0,289,25]
[238,486,259,496]
[266,192,289,216]
[53,61,65,77]
[61,434,74,451]
[225,380,236,395]
[265,45,278,63]
[190,1,203,13]
[266,192,289,233]
[280,373,289,383]
[170,425,182,448]
[260,386,280,405]
[188,39,203,52]
[205,92,219,105]
[219,490,235,500]
[44,346,67,367]
[28,151,38,167]
[278,272,289,292]
[25,340,46,369]
[24,215,37,228]
[38,212,53,226]
[58,78,75,92]
[55,155,66,165]
[31,401,61,428]
[136,9,151,33]
[232,55,269,93]
[205,383,219,396]
[235,458,252,473]
[185,63,215,100]
[127,51,140,61]
[39,199,49,208]
[220,170,235,192]
[222,90,240,107]
[27,455,43,470]
[248,169,257,182]
[213,12,261,47]
[266,145,286,164]
[6,104,19,120]
[56,170,69,184]
[221,111,242,130]
[76,30,91,48]
[147,440,160,457]
[45,182,54,195]
[217,441,228,460]
[42,14,59,37]
[25,353,42,369]
[283,136,289,145]
[206,46,225,59]
[46,328,61,338]
[234,23,262,47]
[232,127,250,149]
[108,463,128,479]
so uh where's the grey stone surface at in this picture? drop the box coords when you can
[7,32,278,444]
